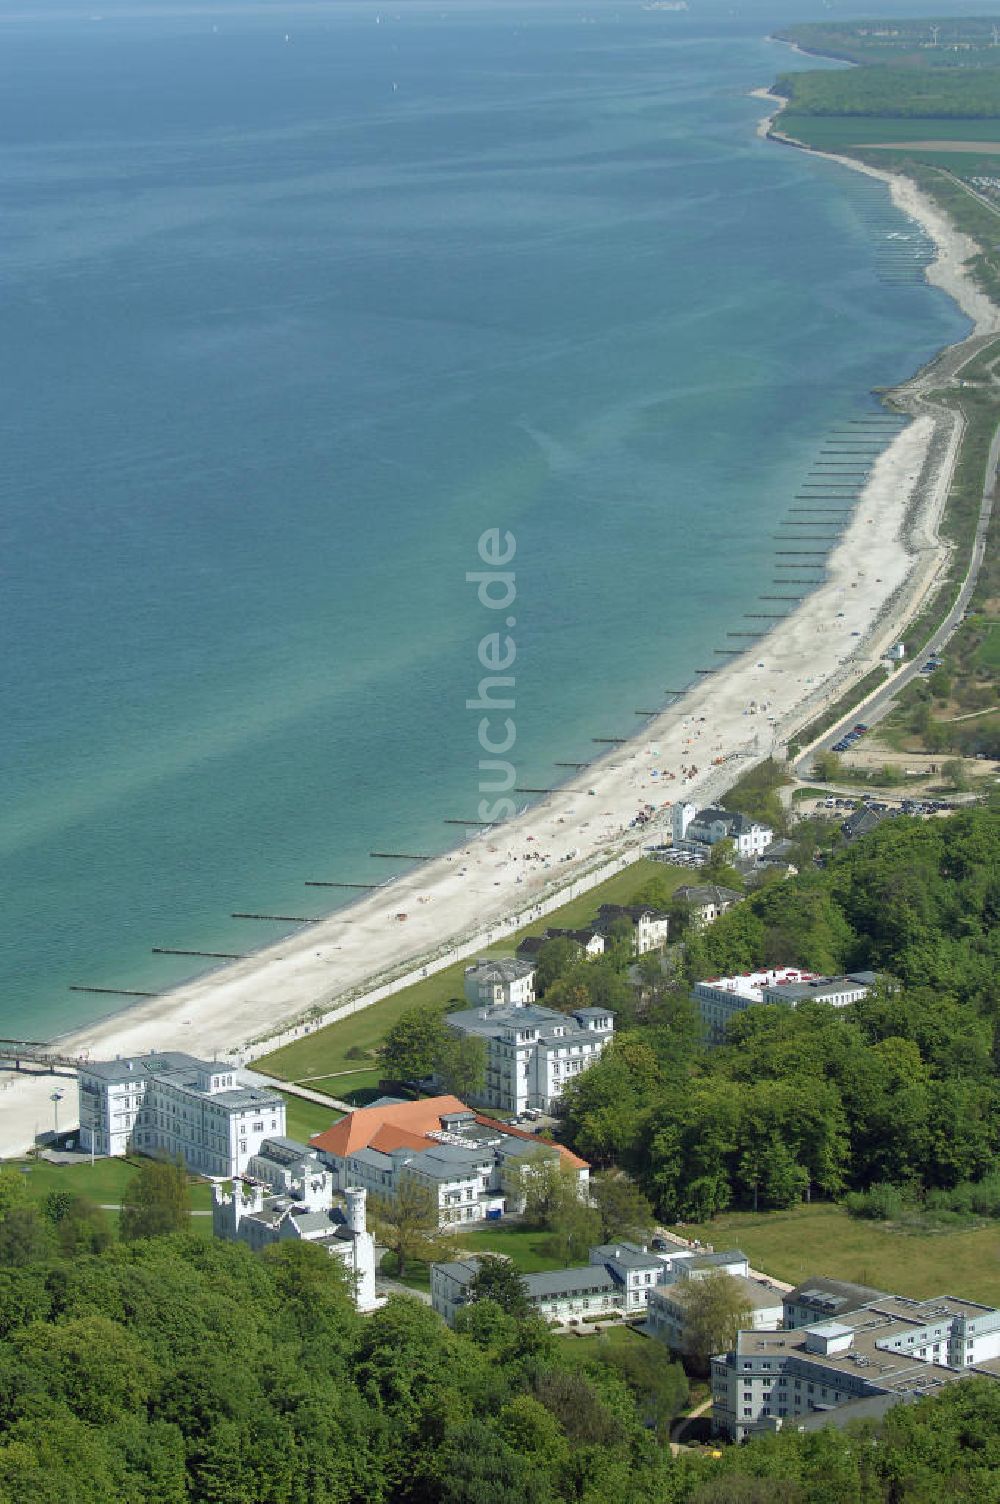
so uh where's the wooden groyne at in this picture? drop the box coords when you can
[303,881,378,890]
[152,948,245,960]
[232,912,313,921]
[69,985,156,998]
[371,852,431,861]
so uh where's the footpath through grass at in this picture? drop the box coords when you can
[258,857,677,1084]
[685,1203,1000,1307]
[10,1156,214,1238]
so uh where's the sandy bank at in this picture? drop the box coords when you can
[0,76,993,1158]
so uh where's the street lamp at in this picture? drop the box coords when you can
[50,1089,64,1138]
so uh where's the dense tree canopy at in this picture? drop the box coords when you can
[557,808,1000,1221]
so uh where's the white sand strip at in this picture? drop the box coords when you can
[0,92,992,1157]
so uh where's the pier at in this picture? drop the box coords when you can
[303,882,378,890]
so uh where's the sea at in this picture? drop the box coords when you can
[0,0,972,1040]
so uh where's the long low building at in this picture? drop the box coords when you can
[311,1095,589,1228]
[432,1239,692,1327]
[693,968,876,1043]
[712,1285,1000,1442]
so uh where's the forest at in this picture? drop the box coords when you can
[553,806,1000,1221]
[0,1215,999,1501]
[774,65,1000,119]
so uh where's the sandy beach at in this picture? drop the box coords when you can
[0,83,994,1157]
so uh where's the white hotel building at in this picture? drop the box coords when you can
[446,993,614,1116]
[713,1288,1000,1443]
[693,967,876,1044]
[77,1051,286,1177]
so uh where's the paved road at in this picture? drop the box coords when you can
[795,354,999,777]
[247,1072,352,1114]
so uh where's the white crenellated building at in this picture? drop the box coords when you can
[212,1137,378,1310]
[77,1051,285,1176]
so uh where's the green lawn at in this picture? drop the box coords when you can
[780,113,1000,151]
[556,1323,651,1366]
[10,1156,214,1238]
[975,622,1000,671]
[454,1224,586,1274]
[258,857,677,1083]
[277,1092,341,1145]
[684,1204,1000,1307]
[305,1071,385,1105]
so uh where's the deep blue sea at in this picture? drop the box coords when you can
[0,0,972,1038]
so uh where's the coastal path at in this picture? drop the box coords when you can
[247,1073,353,1115]
[794,347,1000,778]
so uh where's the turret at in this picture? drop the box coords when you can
[344,1186,367,1235]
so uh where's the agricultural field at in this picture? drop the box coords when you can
[685,1203,1000,1308]
[779,114,1000,151]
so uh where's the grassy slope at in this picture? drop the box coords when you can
[11,1156,214,1238]
[257,857,682,1082]
[686,1204,1000,1307]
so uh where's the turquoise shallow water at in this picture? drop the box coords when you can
[0,1,970,1038]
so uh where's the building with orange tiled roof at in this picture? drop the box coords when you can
[310,1095,590,1229]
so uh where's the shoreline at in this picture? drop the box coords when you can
[1,66,995,1157]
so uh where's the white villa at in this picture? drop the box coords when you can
[595,904,670,955]
[673,884,742,928]
[672,802,773,858]
[693,968,876,1044]
[463,957,536,1009]
[212,1137,378,1309]
[77,1051,285,1177]
[444,995,614,1116]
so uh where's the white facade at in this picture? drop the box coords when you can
[445,1000,614,1115]
[463,957,536,1009]
[432,1240,679,1327]
[596,905,670,956]
[712,1292,1000,1443]
[693,969,875,1044]
[315,1103,587,1230]
[674,884,742,929]
[78,1051,285,1176]
[213,1164,378,1311]
[684,807,774,859]
[648,1255,783,1355]
[671,802,697,843]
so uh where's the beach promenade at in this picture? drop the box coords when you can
[0,93,995,1159]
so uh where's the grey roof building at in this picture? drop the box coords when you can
[444,996,613,1115]
[77,1051,285,1175]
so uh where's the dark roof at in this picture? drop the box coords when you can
[523,1266,618,1298]
[786,1277,889,1316]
